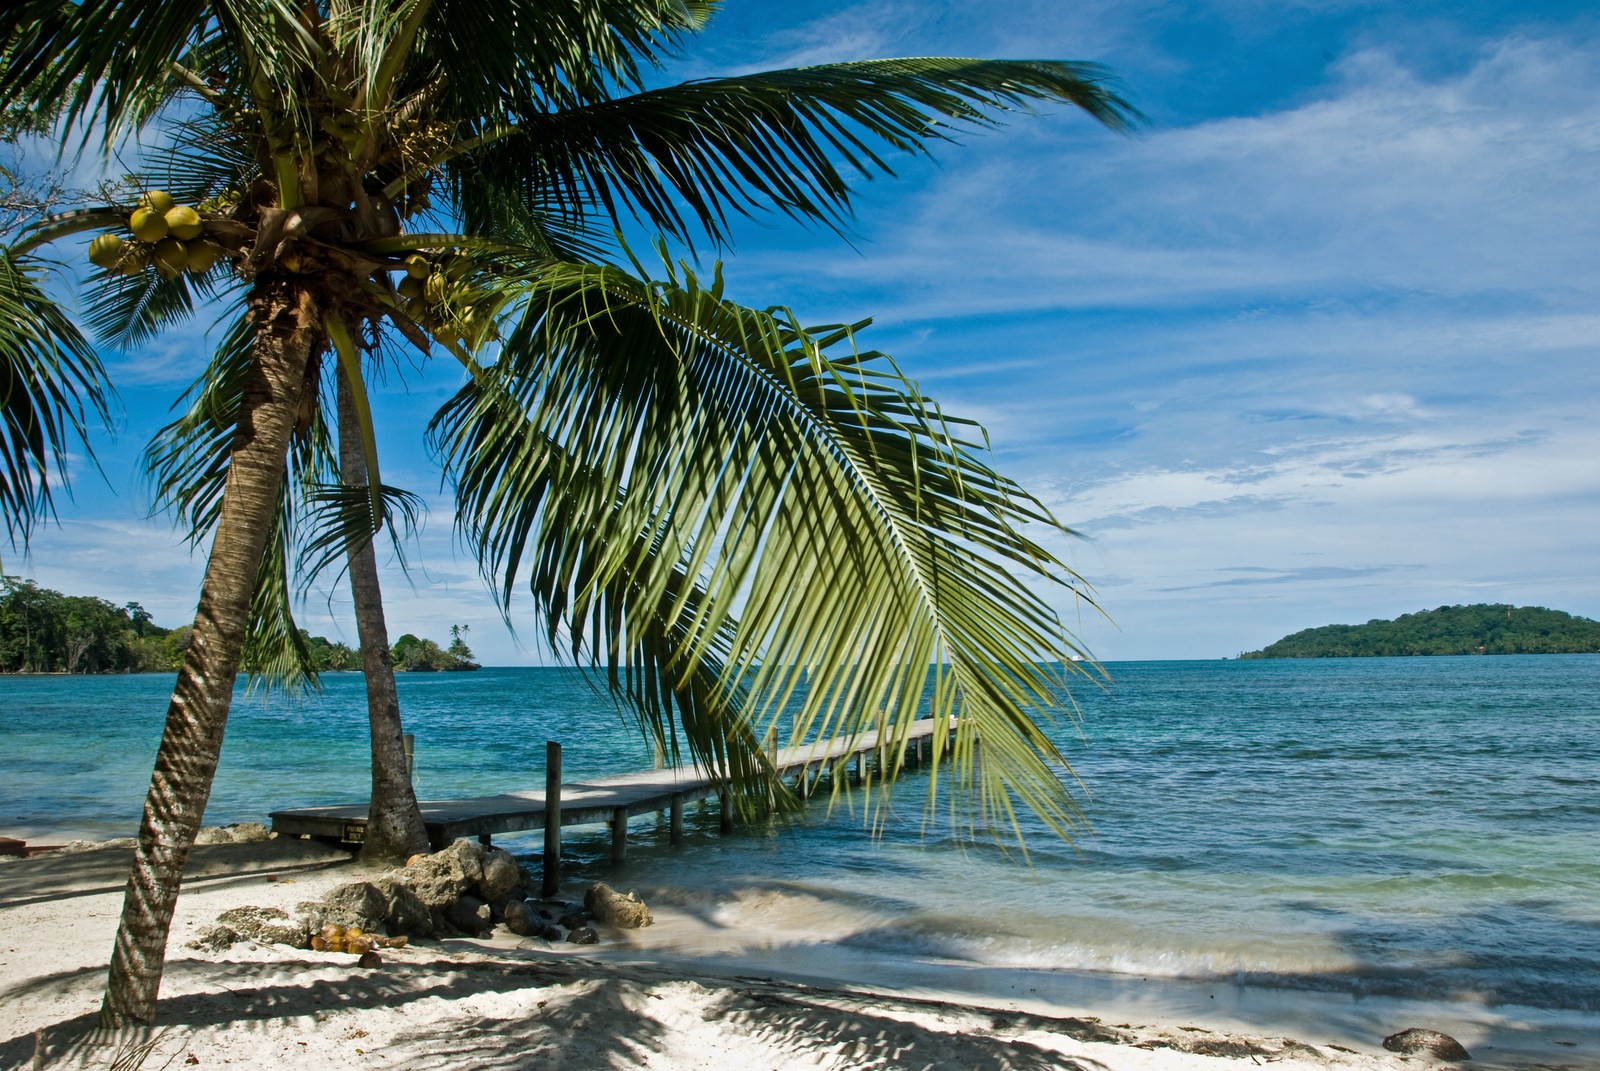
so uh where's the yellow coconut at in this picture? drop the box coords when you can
[139,190,175,213]
[129,206,168,243]
[397,275,425,300]
[185,240,222,273]
[423,273,446,304]
[115,244,152,276]
[153,238,188,278]
[87,233,125,269]
[165,205,203,240]
[404,254,431,279]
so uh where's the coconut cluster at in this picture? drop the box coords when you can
[88,190,226,278]
[309,922,407,954]
[391,253,496,350]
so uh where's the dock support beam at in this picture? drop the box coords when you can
[719,792,734,833]
[611,807,628,864]
[669,793,683,846]
[542,741,562,898]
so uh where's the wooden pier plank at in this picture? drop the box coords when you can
[269,717,951,847]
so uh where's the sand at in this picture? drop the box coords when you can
[0,837,1586,1071]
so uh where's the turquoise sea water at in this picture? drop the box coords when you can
[4,656,1598,1025]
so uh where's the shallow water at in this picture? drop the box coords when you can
[4,656,1598,1026]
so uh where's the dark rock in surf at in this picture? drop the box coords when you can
[503,898,542,937]
[1383,1028,1470,1061]
[447,894,492,935]
[584,882,653,928]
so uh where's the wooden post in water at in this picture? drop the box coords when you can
[403,733,415,780]
[669,793,684,846]
[542,741,562,897]
[719,791,734,833]
[610,807,628,864]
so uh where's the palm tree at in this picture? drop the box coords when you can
[0,0,1131,1025]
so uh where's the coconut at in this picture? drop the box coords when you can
[397,275,425,299]
[279,250,306,273]
[116,244,152,276]
[87,233,125,269]
[129,206,168,243]
[139,190,175,213]
[164,205,203,240]
[404,254,431,280]
[423,273,446,304]
[185,240,222,273]
[153,238,188,278]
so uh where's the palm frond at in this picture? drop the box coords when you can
[0,248,113,543]
[83,260,223,350]
[472,58,1137,246]
[238,479,320,694]
[419,0,711,117]
[0,0,205,142]
[431,253,1101,839]
[144,309,255,541]
[296,480,427,586]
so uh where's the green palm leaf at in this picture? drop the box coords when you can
[473,58,1136,245]
[0,249,113,543]
[432,253,1100,838]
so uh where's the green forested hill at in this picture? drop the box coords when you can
[1240,604,1600,658]
[1,577,477,673]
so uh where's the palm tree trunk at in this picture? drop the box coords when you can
[338,366,430,865]
[100,285,320,1026]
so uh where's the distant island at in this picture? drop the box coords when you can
[0,576,478,674]
[1240,604,1600,658]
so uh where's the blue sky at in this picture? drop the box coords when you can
[13,0,1600,663]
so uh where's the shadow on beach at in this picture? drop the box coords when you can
[2,954,1119,1071]
[0,838,353,911]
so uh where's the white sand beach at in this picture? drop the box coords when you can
[0,836,1589,1071]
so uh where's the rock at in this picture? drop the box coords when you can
[404,839,483,908]
[541,925,564,941]
[214,905,308,948]
[187,925,240,951]
[371,877,433,937]
[447,894,492,935]
[584,882,653,928]
[1383,1029,1471,1061]
[503,899,542,937]
[357,950,383,969]
[194,822,270,845]
[565,926,599,945]
[308,882,388,933]
[558,911,588,930]
[51,837,137,854]
[477,848,521,901]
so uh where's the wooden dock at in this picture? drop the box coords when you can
[270,717,953,893]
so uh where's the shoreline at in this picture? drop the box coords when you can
[3,838,1595,1070]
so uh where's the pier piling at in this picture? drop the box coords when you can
[542,741,562,897]
[610,807,628,864]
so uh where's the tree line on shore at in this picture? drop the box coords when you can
[1241,603,1600,658]
[0,577,477,674]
